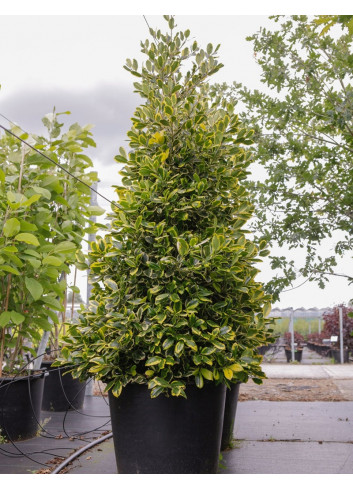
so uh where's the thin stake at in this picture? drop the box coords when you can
[339,307,344,364]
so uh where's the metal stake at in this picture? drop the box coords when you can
[339,307,344,364]
[85,181,98,396]
[289,308,295,362]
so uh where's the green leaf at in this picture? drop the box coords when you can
[32,186,51,199]
[128,298,146,305]
[211,234,220,252]
[35,317,52,331]
[23,194,41,207]
[87,205,105,216]
[162,338,174,349]
[184,338,197,351]
[14,233,40,246]
[41,295,64,311]
[55,241,77,254]
[104,278,118,290]
[155,293,169,304]
[42,256,63,267]
[25,277,44,301]
[263,303,271,317]
[223,367,233,380]
[10,311,25,325]
[19,220,38,232]
[174,341,184,356]
[0,311,12,328]
[151,386,165,398]
[145,356,162,366]
[111,381,122,398]
[3,218,20,237]
[201,368,213,380]
[195,373,204,388]
[229,363,243,373]
[177,238,189,256]
[0,265,20,275]
[149,285,163,296]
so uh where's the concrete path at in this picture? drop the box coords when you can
[222,401,353,474]
[66,400,353,474]
[263,364,353,379]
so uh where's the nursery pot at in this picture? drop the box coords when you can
[108,382,226,474]
[41,361,86,411]
[0,370,46,441]
[257,345,270,355]
[284,347,303,363]
[330,349,349,364]
[221,382,241,450]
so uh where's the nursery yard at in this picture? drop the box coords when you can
[238,378,353,402]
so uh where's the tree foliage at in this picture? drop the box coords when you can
[314,15,353,37]
[59,17,274,399]
[323,305,353,350]
[214,15,353,300]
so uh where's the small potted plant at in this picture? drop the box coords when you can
[283,332,304,362]
[59,16,274,473]
[0,113,102,439]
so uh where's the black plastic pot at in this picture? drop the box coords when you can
[284,347,303,363]
[330,349,349,364]
[0,370,46,441]
[41,361,86,411]
[108,382,226,474]
[221,382,240,450]
[257,345,271,355]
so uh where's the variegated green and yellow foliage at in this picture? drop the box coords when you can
[59,16,274,398]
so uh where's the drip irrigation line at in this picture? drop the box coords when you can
[96,380,110,406]
[0,355,110,467]
[0,117,119,211]
[51,432,113,474]
[0,119,114,469]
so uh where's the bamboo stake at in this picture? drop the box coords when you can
[0,274,12,377]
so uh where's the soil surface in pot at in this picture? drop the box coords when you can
[0,370,45,379]
[93,378,353,401]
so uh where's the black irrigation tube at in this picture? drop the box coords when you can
[51,432,113,474]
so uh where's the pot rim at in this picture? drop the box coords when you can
[0,368,48,382]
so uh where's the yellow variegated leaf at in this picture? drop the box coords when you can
[223,367,233,380]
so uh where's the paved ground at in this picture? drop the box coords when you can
[66,400,353,474]
[0,396,111,474]
[1,357,353,474]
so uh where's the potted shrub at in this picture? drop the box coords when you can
[59,16,274,473]
[323,305,352,363]
[0,112,102,438]
[36,112,105,412]
[41,291,88,412]
[283,332,304,362]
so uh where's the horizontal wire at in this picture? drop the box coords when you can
[0,115,119,211]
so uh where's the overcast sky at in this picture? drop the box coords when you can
[0,12,352,310]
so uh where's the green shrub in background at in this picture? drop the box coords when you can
[0,111,104,375]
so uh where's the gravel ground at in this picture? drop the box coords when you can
[238,378,351,402]
[93,377,353,402]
